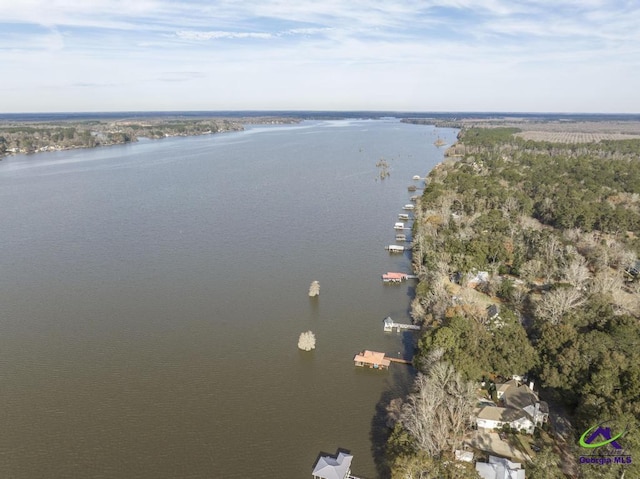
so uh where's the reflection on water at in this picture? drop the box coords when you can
[0,119,457,478]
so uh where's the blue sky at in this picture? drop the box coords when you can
[1,0,639,113]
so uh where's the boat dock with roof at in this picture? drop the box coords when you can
[353,350,391,370]
[381,272,417,282]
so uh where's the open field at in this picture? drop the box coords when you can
[456,119,640,143]
[514,130,640,143]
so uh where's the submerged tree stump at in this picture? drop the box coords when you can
[298,331,316,351]
[308,280,320,297]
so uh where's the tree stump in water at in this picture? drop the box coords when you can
[308,281,320,297]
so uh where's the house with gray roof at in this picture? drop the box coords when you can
[312,449,353,479]
[501,381,548,427]
[474,380,548,434]
[476,455,525,479]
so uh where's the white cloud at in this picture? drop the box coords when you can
[1,0,639,112]
[175,30,273,40]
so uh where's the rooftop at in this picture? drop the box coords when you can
[353,350,391,368]
[477,406,526,422]
[312,450,353,479]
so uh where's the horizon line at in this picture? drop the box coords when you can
[1,109,640,117]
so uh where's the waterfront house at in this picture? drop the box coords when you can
[476,379,548,434]
[354,350,390,370]
[501,381,549,427]
[474,406,535,434]
[475,455,525,479]
[312,449,353,479]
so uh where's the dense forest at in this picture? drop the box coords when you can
[386,128,640,479]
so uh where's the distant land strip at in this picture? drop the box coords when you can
[402,117,640,143]
[0,116,301,158]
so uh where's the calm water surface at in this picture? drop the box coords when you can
[0,119,457,478]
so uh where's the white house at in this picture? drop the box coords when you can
[476,455,525,479]
[475,406,536,434]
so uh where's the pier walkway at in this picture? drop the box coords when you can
[383,316,421,332]
[385,357,413,365]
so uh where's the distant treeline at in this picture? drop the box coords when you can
[0,117,300,157]
[401,118,464,129]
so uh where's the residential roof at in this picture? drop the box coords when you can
[497,383,512,394]
[353,350,391,367]
[502,384,548,414]
[476,455,526,479]
[477,406,526,422]
[455,450,474,462]
[312,451,353,479]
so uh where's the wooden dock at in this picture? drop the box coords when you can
[385,357,412,365]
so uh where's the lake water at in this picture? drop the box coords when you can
[0,119,457,478]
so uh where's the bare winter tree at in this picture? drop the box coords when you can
[591,270,624,297]
[400,361,476,457]
[590,270,639,315]
[602,238,635,269]
[563,228,582,243]
[520,259,544,284]
[415,347,445,374]
[535,288,586,325]
[411,297,428,324]
[423,275,451,322]
[563,255,591,289]
[510,286,528,309]
[578,232,610,272]
[613,248,637,271]
[542,235,562,280]
[458,287,490,324]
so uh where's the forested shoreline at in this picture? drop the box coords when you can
[385,128,640,478]
[0,116,300,158]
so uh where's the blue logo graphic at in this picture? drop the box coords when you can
[580,423,625,450]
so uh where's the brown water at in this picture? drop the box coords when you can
[0,119,457,478]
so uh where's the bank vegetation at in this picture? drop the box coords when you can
[0,116,300,157]
[386,127,640,479]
